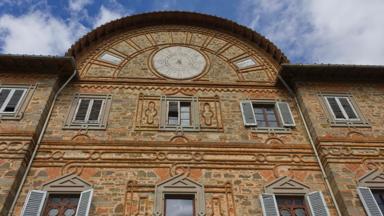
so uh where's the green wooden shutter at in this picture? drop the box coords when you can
[20,190,47,216]
[75,189,93,216]
[260,193,279,216]
[276,102,296,127]
[240,101,257,126]
[357,187,383,216]
[306,191,330,216]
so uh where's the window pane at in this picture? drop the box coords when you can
[372,190,384,213]
[253,107,263,114]
[4,89,25,112]
[294,208,306,216]
[326,97,344,119]
[276,196,308,216]
[168,117,178,125]
[88,99,103,122]
[268,121,278,127]
[338,97,358,119]
[43,194,80,216]
[75,99,90,121]
[253,104,280,128]
[180,120,190,126]
[168,101,179,125]
[165,196,194,216]
[180,102,190,112]
[169,102,178,112]
[0,89,11,110]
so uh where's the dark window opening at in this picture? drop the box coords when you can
[276,196,308,216]
[253,104,280,128]
[167,101,191,126]
[43,194,80,216]
[372,190,384,213]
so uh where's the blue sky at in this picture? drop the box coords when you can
[0,0,383,64]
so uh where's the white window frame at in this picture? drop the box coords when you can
[324,96,360,121]
[0,87,27,114]
[72,98,105,124]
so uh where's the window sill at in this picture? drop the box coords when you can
[250,127,292,134]
[63,124,107,130]
[159,125,200,132]
[0,113,23,120]
[329,121,370,128]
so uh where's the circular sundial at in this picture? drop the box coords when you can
[152,46,206,79]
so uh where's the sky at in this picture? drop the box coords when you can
[0,0,383,64]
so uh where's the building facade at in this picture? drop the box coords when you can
[0,12,383,216]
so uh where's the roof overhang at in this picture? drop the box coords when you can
[279,64,384,86]
[0,54,76,77]
[66,11,289,64]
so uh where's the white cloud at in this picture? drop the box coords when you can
[69,0,92,12]
[0,11,88,55]
[93,5,123,28]
[238,0,384,64]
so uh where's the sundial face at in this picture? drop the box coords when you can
[152,46,206,79]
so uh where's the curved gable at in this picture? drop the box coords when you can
[68,12,288,84]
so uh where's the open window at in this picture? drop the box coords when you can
[160,96,200,131]
[154,174,205,216]
[0,85,35,119]
[260,176,330,216]
[357,169,384,216]
[240,100,295,133]
[20,174,93,216]
[64,94,112,129]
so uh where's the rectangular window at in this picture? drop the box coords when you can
[324,96,359,121]
[73,99,104,123]
[276,196,308,216]
[0,88,27,114]
[21,189,94,216]
[240,100,295,130]
[164,194,194,216]
[253,104,280,128]
[160,96,199,131]
[167,101,191,126]
[43,194,80,216]
[64,94,112,129]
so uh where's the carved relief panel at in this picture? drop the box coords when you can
[135,93,223,131]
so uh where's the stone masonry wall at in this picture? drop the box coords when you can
[295,81,384,216]
[0,74,59,215]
